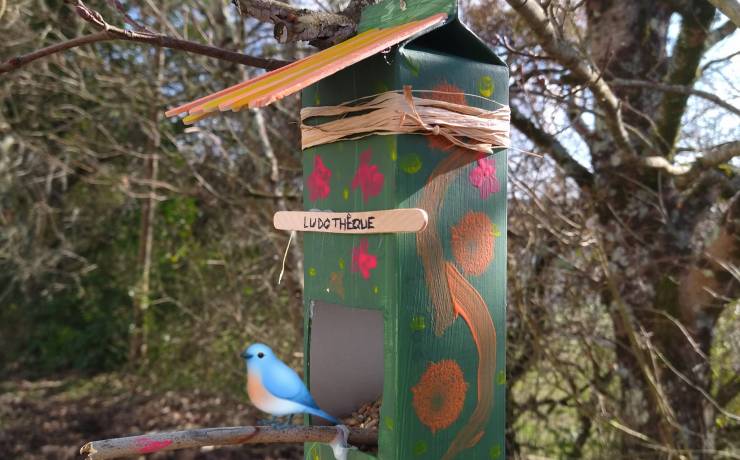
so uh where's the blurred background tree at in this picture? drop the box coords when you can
[0,0,738,459]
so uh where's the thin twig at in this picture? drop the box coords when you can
[610,78,740,117]
[0,0,290,75]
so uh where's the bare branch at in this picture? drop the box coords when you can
[643,140,740,177]
[0,0,290,76]
[706,20,737,49]
[0,31,110,75]
[504,0,637,159]
[80,425,377,460]
[510,104,594,189]
[610,79,740,117]
[707,0,740,26]
[689,140,740,175]
[236,0,355,48]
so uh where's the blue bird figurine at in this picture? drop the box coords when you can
[240,343,339,425]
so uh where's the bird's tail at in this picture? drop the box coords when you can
[305,407,340,425]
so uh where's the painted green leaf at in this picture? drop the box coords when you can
[478,76,494,98]
[384,416,395,431]
[400,154,423,174]
[410,315,426,331]
[413,440,428,456]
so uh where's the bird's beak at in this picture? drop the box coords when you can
[240,351,253,359]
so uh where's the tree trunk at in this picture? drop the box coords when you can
[585,1,736,457]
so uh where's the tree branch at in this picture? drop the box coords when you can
[80,425,378,459]
[0,0,290,76]
[688,140,740,176]
[236,0,356,48]
[706,20,737,49]
[707,0,740,26]
[0,31,110,75]
[510,105,594,189]
[505,0,637,159]
[610,79,740,117]
[643,140,740,178]
[655,0,716,157]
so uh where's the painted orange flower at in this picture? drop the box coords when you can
[411,360,468,433]
[451,212,494,276]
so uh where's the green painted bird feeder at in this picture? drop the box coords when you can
[168,0,508,458]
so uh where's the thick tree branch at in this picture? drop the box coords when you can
[236,0,356,48]
[510,105,594,189]
[80,425,377,459]
[505,0,637,159]
[707,0,740,26]
[691,140,740,173]
[655,0,716,157]
[610,79,740,117]
[643,140,740,178]
[706,20,737,49]
[0,0,290,76]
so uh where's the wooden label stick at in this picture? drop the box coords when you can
[273,209,428,234]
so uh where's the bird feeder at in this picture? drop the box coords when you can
[167,0,508,458]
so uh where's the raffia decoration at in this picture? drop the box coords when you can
[300,86,510,153]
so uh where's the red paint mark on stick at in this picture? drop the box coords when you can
[135,437,173,454]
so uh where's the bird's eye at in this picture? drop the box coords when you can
[257,352,264,358]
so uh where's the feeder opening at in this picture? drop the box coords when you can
[308,301,384,421]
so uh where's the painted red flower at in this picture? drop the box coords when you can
[351,149,384,202]
[307,155,331,201]
[469,156,499,199]
[351,238,377,280]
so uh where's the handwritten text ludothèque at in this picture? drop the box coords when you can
[303,213,376,231]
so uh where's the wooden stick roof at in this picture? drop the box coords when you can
[165,13,447,124]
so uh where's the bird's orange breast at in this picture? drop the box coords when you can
[247,373,270,406]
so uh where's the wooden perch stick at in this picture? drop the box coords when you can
[80,425,377,459]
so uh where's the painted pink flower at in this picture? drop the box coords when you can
[351,149,384,202]
[307,155,331,201]
[351,239,378,280]
[469,156,500,199]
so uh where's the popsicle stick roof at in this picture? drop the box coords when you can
[165,12,447,124]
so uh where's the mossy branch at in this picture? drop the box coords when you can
[655,0,716,157]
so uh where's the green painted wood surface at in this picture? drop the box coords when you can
[358,0,456,33]
[300,20,508,460]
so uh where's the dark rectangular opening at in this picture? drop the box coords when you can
[308,301,384,419]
